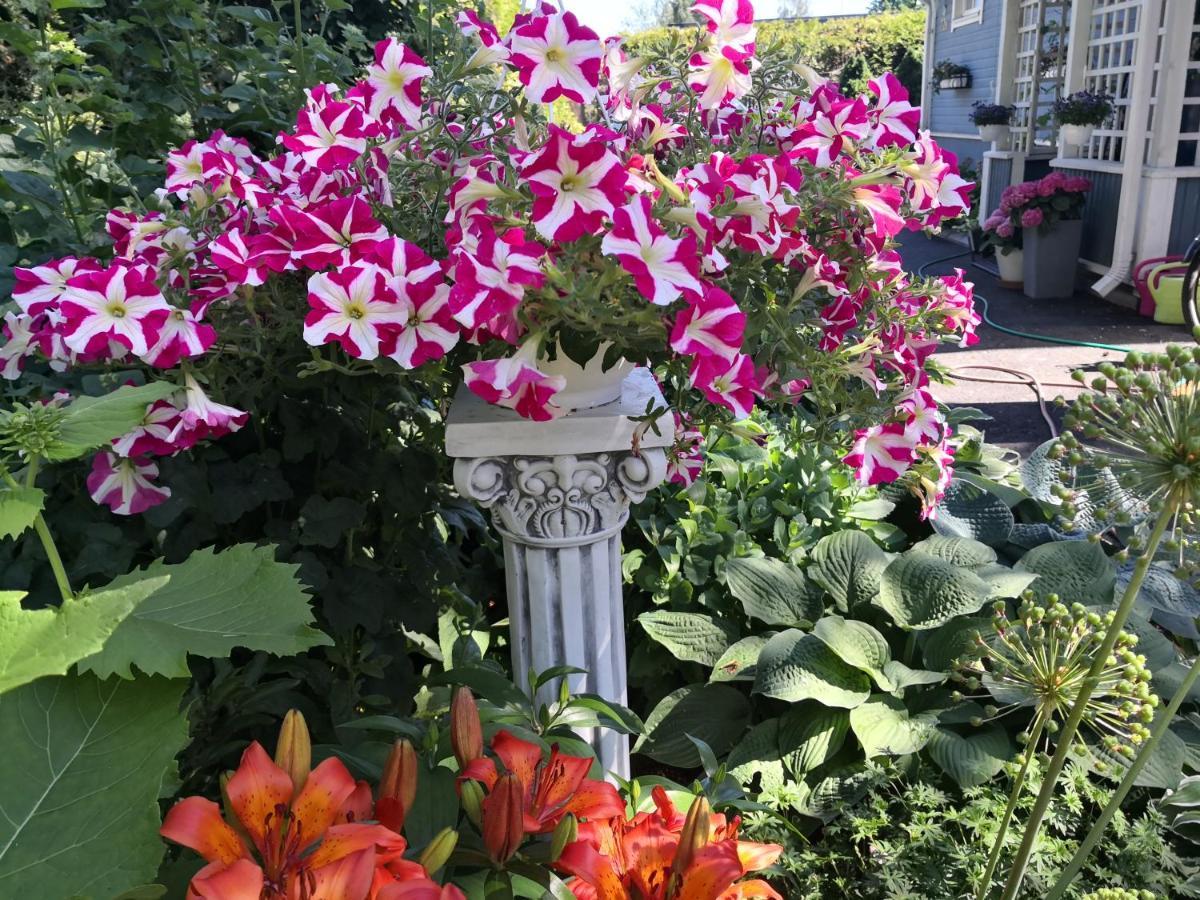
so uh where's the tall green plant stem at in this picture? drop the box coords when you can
[293,0,307,92]
[1045,649,1200,900]
[975,714,1048,900]
[2,459,72,602]
[998,498,1178,900]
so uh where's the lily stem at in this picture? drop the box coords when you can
[998,497,1178,900]
[1045,649,1200,900]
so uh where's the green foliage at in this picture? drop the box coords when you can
[624,10,927,102]
[77,543,330,679]
[0,674,190,899]
[747,759,1200,899]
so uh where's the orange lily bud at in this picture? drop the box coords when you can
[482,773,525,865]
[274,709,312,792]
[417,826,459,875]
[460,778,485,828]
[672,795,711,876]
[549,813,577,863]
[378,739,419,832]
[450,687,483,768]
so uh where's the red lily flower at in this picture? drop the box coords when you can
[161,741,398,900]
[555,788,783,900]
[459,730,625,836]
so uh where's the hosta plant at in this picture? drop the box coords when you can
[1,0,976,523]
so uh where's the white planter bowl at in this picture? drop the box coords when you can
[996,247,1024,285]
[1059,123,1096,147]
[539,341,635,411]
[978,123,1010,145]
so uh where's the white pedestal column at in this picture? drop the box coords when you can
[446,369,671,779]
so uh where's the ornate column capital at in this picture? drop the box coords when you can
[454,449,668,547]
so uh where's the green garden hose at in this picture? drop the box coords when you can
[917,249,1134,354]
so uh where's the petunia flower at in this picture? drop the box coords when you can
[689,352,760,420]
[208,228,268,287]
[462,348,566,422]
[367,238,460,368]
[867,73,920,148]
[692,0,757,54]
[140,307,217,368]
[843,422,917,485]
[602,196,703,306]
[59,263,171,358]
[790,97,871,168]
[169,372,249,447]
[456,10,511,71]
[508,9,603,105]
[111,397,185,458]
[363,38,430,130]
[281,99,369,172]
[87,451,171,515]
[284,195,389,270]
[688,45,754,110]
[669,285,746,360]
[449,224,545,330]
[304,263,408,361]
[521,126,628,243]
[161,741,399,900]
[0,312,37,380]
[13,256,101,315]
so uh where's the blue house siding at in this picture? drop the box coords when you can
[1169,178,1200,255]
[1056,167,1121,266]
[936,135,987,168]
[928,1,1003,140]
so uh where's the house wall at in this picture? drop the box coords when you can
[1169,178,1200,255]
[927,0,1004,167]
[1055,166,1121,267]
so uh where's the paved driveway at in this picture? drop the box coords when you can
[903,234,1192,455]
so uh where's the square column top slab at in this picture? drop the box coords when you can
[445,367,673,458]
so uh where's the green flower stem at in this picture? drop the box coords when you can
[5,457,72,602]
[1045,649,1200,900]
[998,498,1178,900]
[975,713,1047,900]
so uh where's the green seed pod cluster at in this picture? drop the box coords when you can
[0,401,68,462]
[952,596,1158,760]
[1079,890,1155,900]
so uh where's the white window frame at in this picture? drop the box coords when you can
[952,0,984,29]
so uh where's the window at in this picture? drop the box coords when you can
[952,0,984,29]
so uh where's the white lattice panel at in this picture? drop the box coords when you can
[1081,0,1143,161]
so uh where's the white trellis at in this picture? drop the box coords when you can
[1079,0,1145,161]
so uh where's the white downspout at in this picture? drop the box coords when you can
[1091,0,1164,297]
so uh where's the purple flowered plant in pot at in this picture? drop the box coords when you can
[1052,90,1114,127]
[969,102,1013,127]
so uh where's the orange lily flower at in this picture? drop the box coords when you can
[459,730,626,834]
[161,741,399,900]
[555,788,783,900]
[376,881,467,900]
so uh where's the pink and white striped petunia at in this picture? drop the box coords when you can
[457,10,511,70]
[59,263,171,358]
[666,412,705,486]
[112,397,185,458]
[692,0,757,54]
[209,229,268,287]
[280,100,369,172]
[689,352,760,419]
[900,389,944,445]
[601,196,703,306]
[843,423,917,485]
[867,73,920,148]
[87,451,171,516]
[169,373,248,447]
[13,257,101,315]
[853,183,906,240]
[363,38,430,130]
[0,312,36,380]
[303,263,407,360]
[284,196,389,270]
[688,46,753,110]
[462,350,566,422]
[669,285,746,360]
[520,126,628,243]
[508,9,603,105]
[791,98,871,168]
[366,237,460,368]
[449,225,545,330]
[140,307,217,368]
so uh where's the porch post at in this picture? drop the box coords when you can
[445,369,671,779]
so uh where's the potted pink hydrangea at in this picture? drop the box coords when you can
[994,173,1091,298]
[981,209,1023,286]
[1,0,979,517]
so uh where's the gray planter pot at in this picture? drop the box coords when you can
[1023,219,1084,299]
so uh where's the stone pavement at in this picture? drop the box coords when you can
[902,234,1192,456]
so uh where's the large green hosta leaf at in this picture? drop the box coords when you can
[78,544,330,679]
[637,610,734,667]
[849,694,940,758]
[931,480,1014,547]
[710,635,772,683]
[1016,539,1115,604]
[723,557,822,627]
[811,615,892,691]
[808,531,890,612]
[635,683,750,767]
[753,630,871,708]
[779,705,849,775]
[926,724,1012,787]
[0,674,189,898]
[0,577,168,695]
[876,553,992,630]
